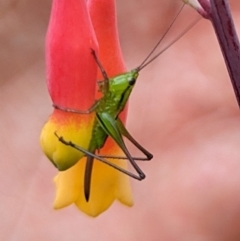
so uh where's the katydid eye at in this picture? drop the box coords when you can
[129,78,136,85]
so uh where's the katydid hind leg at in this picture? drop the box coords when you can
[116,118,153,160]
[54,132,144,180]
[116,140,146,180]
[97,154,150,161]
[96,113,146,179]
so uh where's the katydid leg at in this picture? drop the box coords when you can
[96,154,151,161]
[96,118,153,161]
[91,49,109,81]
[116,118,153,160]
[54,132,144,180]
[53,101,99,114]
[96,113,146,179]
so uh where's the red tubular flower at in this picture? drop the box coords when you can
[40,0,133,217]
[46,0,98,110]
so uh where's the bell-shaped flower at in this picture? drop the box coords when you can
[40,0,133,217]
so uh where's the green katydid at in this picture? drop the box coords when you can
[54,5,199,201]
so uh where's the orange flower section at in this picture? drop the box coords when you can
[40,0,97,171]
[41,111,95,171]
[41,0,133,217]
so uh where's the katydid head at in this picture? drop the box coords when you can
[107,69,139,117]
[109,69,139,93]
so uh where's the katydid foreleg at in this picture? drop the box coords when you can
[53,100,100,114]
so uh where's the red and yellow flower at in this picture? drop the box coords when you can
[40,0,133,217]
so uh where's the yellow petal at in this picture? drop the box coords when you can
[54,145,133,217]
[53,161,83,209]
[76,147,133,217]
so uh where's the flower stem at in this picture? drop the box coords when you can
[209,0,240,107]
